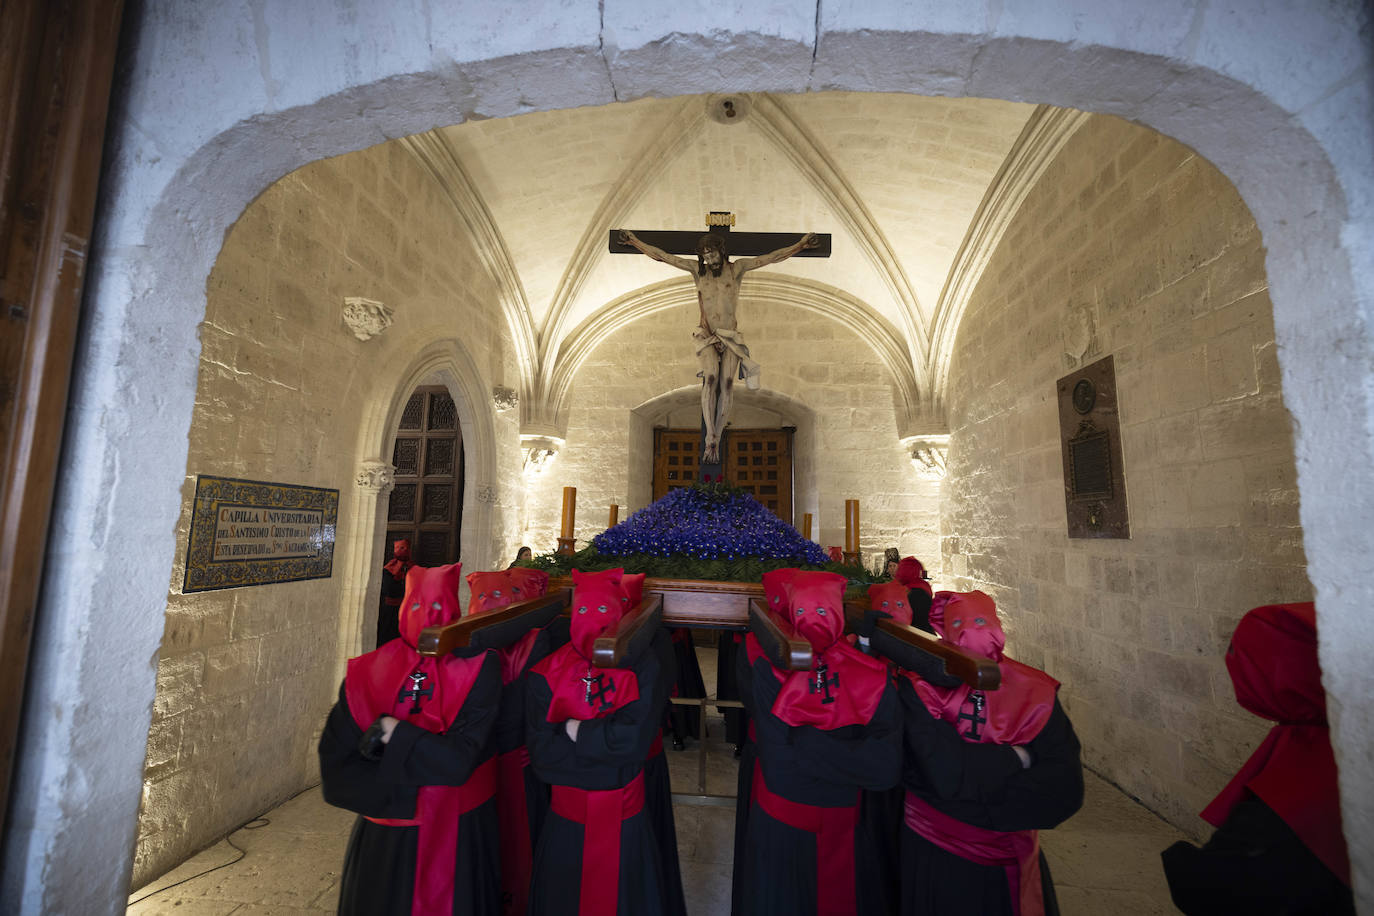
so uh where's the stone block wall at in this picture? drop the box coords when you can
[526,301,942,568]
[137,141,519,884]
[942,114,1309,833]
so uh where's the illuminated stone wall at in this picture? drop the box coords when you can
[942,114,1308,833]
[135,141,522,884]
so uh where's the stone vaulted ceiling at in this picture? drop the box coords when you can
[399,91,1087,438]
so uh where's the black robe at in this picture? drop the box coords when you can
[489,624,562,916]
[665,627,706,745]
[896,677,1084,916]
[376,565,406,647]
[525,639,671,916]
[1161,795,1355,915]
[717,629,750,747]
[319,648,502,916]
[646,627,688,916]
[735,652,903,916]
[729,641,761,916]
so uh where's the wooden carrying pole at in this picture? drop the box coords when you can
[802,513,813,540]
[843,499,860,565]
[418,589,570,657]
[747,598,813,670]
[842,600,1001,690]
[557,486,577,555]
[608,503,619,528]
[592,594,664,667]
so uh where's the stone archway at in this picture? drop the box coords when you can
[7,8,1369,910]
[335,334,500,679]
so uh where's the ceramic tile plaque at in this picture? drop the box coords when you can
[182,475,339,592]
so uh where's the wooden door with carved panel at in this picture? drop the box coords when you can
[384,387,464,567]
[652,429,702,502]
[652,427,793,524]
[723,429,793,524]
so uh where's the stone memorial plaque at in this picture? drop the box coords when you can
[1057,356,1130,538]
[182,475,339,592]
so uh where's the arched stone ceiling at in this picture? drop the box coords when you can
[412,90,1053,434]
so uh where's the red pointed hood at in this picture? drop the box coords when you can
[895,556,932,597]
[569,568,629,658]
[867,582,913,627]
[398,562,463,647]
[941,591,1005,661]
[786,570,849,652]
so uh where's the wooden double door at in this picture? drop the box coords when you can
[384,386,463,566]
[652,428,794,524]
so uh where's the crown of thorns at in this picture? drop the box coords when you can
[696,234,727,257]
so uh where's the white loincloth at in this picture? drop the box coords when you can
[693,327,761,390]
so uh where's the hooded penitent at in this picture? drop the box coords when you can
[349,562,475,733]
[343,562,497,915]
[384,538,413,578]
[770,569,889,730]
[533,568,640,724]
[894,557,931,595]
[903,591,1060,916]
[463,565,553,916]
[1199,602,1349,885]
[909,591,1057,745]
[465,567,551,682]
[867,581,913,627]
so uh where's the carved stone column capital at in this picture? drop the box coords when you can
[520,434,563,473]
[902,434,950,481]
[492,385,519,411]
[342,297,394,341]
[355,460,396,493]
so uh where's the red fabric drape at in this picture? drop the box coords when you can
[752,762,860,916]
[904,792,1042,916]
[550,772,647,916]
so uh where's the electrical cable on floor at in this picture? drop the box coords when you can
[126,782,321,908]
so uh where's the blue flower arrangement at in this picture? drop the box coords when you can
[593,482,830,564]
[520,481,862,582]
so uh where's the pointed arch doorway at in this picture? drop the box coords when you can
[383,385,464,567]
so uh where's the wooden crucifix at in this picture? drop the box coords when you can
[611,212,831,476]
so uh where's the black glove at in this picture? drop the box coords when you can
[857,609,892,638]
[358,719,387,761]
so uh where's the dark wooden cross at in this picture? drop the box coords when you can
[956,690,987,740]
[809,660,840,705]
[398,669,433,714]
[609,212,832,480]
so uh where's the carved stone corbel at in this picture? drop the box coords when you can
[903,434,950,481]
[520,434,563,474]
[342,297,393,341]
[492,386,519,411]
[355,460,396,493]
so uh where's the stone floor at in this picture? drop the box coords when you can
[128,642,1192,915]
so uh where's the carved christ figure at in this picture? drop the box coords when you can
[618,228,817,463]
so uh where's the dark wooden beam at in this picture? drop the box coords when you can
[608,229,831,258]
[591,594,663,668]
[747,598,813,671]
[417,589,571,657]
[843,601,1001,690]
